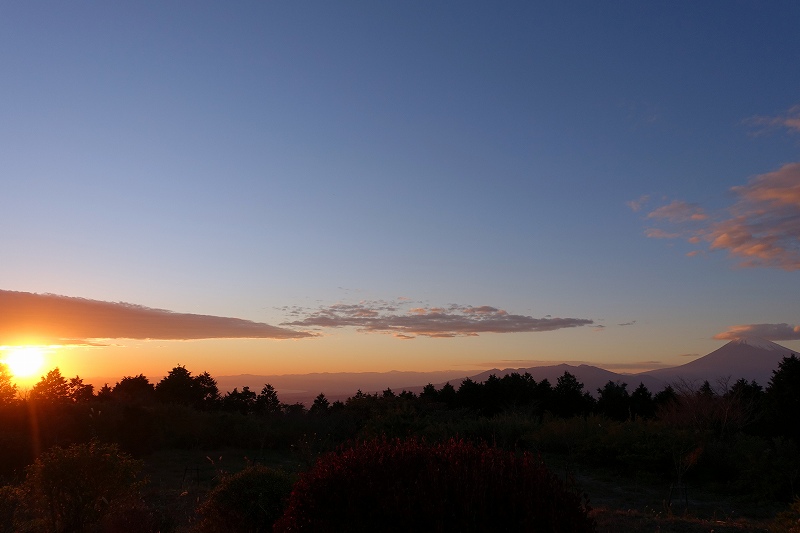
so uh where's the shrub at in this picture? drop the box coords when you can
[0,485,21,533]
[274,437,595,532]
[771,497,800,532]
[194,464,295,533]
[17,441,143,533]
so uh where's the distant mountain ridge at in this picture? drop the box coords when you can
[86,338,796,405]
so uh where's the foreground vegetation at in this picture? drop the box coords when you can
[0,354,799,531]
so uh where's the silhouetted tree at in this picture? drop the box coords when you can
[456,378,482,410]
[222,387,257,414]
[68,376,94,402]
[382,388,396,399]
[726,378,763,404]
[438,382,457,407]
[483,374,503,416]
[194,371,220,409]
[654,385,677,412]
[722,378,764,433]
[596,381,630,421]
[309,393,330,416]
[630,382,655,419]
[96,383,113,402]
[30,368,70,402]
[0,362,17,405]
[553,372,590,417]
[155,365,197,405]
[419,383,438,403]
[398,390,417,401]
[255,384,281,415]
[698,380,715,397]
[154,365,218,408]
[533,378,553,415]
[112,374,155,403]
[500,372,538,410]
[282,402,307,417]
[766,354,800,442]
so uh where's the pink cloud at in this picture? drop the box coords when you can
[282,300,593,338]
[626,195,650,212]
[0,290,312,345]
[745,104,800,135]
[714,323,800,341]
[645,228,681,239]
[647,200,707,223]
[643,163,800,270]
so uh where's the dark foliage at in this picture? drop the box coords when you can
[194,464,295,533]
[15,441,143,533]
[766,354,800,443]
[596,381,631,421]
[0,363,17,406]
[112,374,155,403]
[274,438,596,533]
[155,365,220,409]
[222,386,257,414]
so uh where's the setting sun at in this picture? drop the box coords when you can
[3,346,46,378]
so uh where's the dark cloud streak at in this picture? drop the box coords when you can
[0,290,311,345]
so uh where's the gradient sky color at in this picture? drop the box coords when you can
[2,1,799,384]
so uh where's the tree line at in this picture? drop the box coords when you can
[3,356,798,445]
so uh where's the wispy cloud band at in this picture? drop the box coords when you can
[641,162,800,270]
[0,290,311,345]
[744,105,800,135]
[281,301,593,338]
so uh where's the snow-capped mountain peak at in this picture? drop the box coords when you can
[728,337,787,352]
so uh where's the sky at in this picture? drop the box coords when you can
[1,1,799,385]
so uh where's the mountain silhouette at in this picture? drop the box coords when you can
[639,337,794,388]
[85,339,796,404]
[447,364,666,398]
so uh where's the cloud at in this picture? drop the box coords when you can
[626,195,650,212]
[645,228,681,239]
[643,163,800,270]
[713,323,800,341]
[0,290,312,345]
[647,200,708,223]
[617,320,636,327]
[744,104,800,135]
[474,359,671,372]
[281,300,593,339]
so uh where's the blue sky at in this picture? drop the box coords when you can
[1,1,798,380]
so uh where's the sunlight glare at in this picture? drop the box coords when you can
[3,346,46,378]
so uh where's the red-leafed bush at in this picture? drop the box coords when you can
[274,438,595,532]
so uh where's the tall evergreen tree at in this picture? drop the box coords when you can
[766,354,800,442]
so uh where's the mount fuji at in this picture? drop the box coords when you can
[639,337,795,388]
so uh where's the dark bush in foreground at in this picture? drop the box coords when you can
[194,464,295,533]
[274,438,595,533]
[16,441,144,533]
